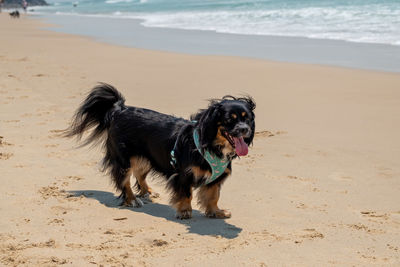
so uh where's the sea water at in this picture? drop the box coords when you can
[34,0,400,46]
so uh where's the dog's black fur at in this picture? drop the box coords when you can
[9,11,20,18]
[65,83,255,219]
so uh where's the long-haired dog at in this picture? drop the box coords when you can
[9,11,20,18]
[65,83,255,219]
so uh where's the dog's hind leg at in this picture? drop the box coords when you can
[130,157,159,200]
[120,167,143,208]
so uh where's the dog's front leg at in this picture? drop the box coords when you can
[170,184,193,219]
[198,182,231,219]
[174,195,193,219]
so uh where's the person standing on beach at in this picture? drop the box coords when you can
[0,0,3,13]
[22,0,28,13]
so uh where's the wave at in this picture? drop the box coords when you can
[34,1,400,46]
[132,7,400,46]
[105,0,134,4]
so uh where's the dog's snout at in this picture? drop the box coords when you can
[239,126,249,135]
[235,123,251,137]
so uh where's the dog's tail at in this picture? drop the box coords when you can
[64,83,125,147]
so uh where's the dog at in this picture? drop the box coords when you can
[9,11,20,18]
[65,83,255,219]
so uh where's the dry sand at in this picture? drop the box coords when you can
[1,13,400,266]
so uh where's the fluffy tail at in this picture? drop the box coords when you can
[64,83,125,147]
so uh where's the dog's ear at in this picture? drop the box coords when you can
[242,96,256,112]
[244,118,255,146]
[222,95,256,112]
[242,96,256,145]
[196,102,221,151]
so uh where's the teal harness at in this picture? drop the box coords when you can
[170,128,230,185]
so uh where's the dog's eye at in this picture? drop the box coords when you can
[230,114,237,120]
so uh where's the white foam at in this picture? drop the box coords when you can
[36,2,400,46]
[131,6,400,46]
[105,0,133,4]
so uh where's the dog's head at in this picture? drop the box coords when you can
[191,96,256,159]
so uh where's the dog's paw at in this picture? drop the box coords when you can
[150,192,160,198]
[133,198,143,208]
[206,209,231,219]
[137,192,160,203]
[120,198,143,208]
[176,210,192,220]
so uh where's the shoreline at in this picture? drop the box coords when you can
[1,13,400,266]
[35,13,400,73]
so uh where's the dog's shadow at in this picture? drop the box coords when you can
[70,190,242,239]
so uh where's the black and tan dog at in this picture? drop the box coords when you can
[65,83,255,219]
[9,11,20,18]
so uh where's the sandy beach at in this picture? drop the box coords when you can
[1,13,400,266]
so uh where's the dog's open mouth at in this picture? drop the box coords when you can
[222,130,248,156]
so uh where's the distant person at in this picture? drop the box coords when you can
[22,0,28,13]
[0,0,3,13]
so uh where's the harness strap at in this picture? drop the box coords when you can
[192,129,230,184]
[170,123,230,185]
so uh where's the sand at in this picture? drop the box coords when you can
[42,14,400,73]
[1,13,400,266]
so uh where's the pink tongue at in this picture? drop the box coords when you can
[233,136,248,156]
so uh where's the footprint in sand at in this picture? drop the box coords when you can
[38,186,67,200]
[255,130,288,139]
[48,218,65,226]
[51,205,74,216]
[0,137,14,147]
[298,228,324,240]
[347,223,385,234]
[386,244,399,252]
[65,175,84,181]
[255,130,275,137]
[0,152,13,160]
[360,211,390,221]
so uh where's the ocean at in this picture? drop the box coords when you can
[34,0,400,46]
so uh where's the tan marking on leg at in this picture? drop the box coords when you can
[130,157,153,197]
[173,188,193,219]
[198,183,231,219]
[121,167,143,208]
